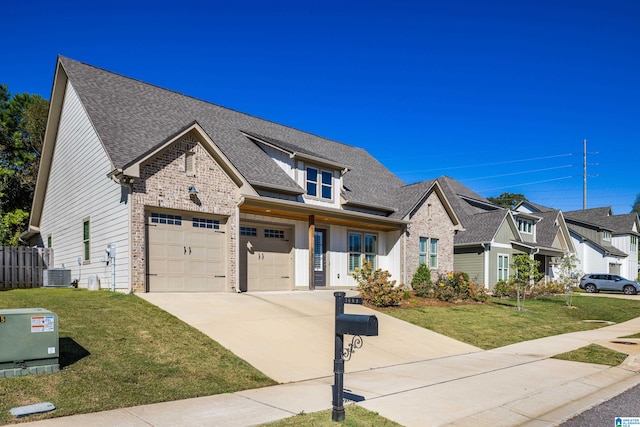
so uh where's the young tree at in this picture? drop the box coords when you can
[510,253,542,311]
[556,253,581,307]
[0,84,49,245]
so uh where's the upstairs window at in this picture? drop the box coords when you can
[517,218,533,234]
[603,231,612,241]
[631,236,637,252]
[306,167,333,200]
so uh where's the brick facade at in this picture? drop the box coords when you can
[130,132,240,292]
[405,190,455,283]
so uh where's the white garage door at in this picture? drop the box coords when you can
[239,225,293,291]
[147,211,227,292]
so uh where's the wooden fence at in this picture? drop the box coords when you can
[0,247,53,289]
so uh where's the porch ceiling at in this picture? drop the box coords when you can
[239,196,407,232]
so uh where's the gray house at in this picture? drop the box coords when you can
[438,178,574,290]
[23,56,461,292]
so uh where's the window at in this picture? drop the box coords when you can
[185,150,195,176]
[151,212,182,225]
[306,166,333,200]
[631,236,638,252]
[240,226,257,236]
[348,231,377,272]
[498,254,509,281]
[418,237,438,268]
[47,234,52,248]
[192,217,219,229]
[419,237,428,265]
[264,229,285,239]
[83,218,90,262]
[321,171,332,199]
[429,238,438,269]
[517,218,533,234]
[603,231,611,241]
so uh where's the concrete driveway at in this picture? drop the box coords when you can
[138,290,480,383]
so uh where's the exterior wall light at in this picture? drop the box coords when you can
[188,185,198,195]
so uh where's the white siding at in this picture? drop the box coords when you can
[612,235,637,279]
[39,82,130,291]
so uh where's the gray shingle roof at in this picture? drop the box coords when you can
[390,180,436,219]
[532,210,562,248]
[598,212,640,236]
[437,176,502,224]
[59,56,405,211]
[454,210,508,245]
[564,207,615,229]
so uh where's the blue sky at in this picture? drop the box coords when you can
[3,0,639,213]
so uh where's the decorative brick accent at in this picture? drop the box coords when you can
[130,132,240,292]
[405,191,455,284]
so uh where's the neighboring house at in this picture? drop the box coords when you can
[22,56,460,293]
[438,178,574,290]
[562,207,639,278]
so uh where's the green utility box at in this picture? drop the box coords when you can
[0,308,60,378]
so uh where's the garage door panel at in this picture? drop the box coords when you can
[240,226,292,292]
[147,212,227,292]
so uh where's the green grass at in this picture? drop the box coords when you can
[553,344,628,366]
[0,288,275,425]
[383,295,640,350]
[261,405,403,427]
[622,332,640,338]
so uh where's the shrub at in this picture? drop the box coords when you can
[493,280,516,297]
[411,264,432,298]
[533,281,565,296]
[352,259,404,307]
[434,271,488,303]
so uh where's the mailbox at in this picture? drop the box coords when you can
[335,313,378,337]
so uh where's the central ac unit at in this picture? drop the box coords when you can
[43,269,71,288]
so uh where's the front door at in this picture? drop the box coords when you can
[313,229,327,287]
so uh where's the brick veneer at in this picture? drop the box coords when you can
[130,132,240,292]
[405,191,455,283]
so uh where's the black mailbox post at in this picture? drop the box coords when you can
[332,292,378,422]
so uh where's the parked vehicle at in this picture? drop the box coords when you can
[579,274,640,295]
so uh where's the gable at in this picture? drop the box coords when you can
[495,215,519,244]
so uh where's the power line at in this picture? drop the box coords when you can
[459,165,573,182]
[479,176,573,192]
[394,153,574,174]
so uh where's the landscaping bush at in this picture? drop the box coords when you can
[492,280,516,297]
[533,281,565,296]
[411,264,432,298]
[493,279,564,298]
[434,271,488,303]
[352,259,404,307]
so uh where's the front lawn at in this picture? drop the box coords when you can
[382,295,640,349]
[0,288,275,425]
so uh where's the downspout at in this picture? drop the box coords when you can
[481,243,489,288]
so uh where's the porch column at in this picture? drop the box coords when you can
[308,215,315,290]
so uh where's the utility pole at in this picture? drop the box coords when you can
[583,139,587,210]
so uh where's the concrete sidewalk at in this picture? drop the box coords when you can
[13,294,640,427]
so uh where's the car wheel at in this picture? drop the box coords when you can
[623,285,637,295]
[585,284,597,293]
